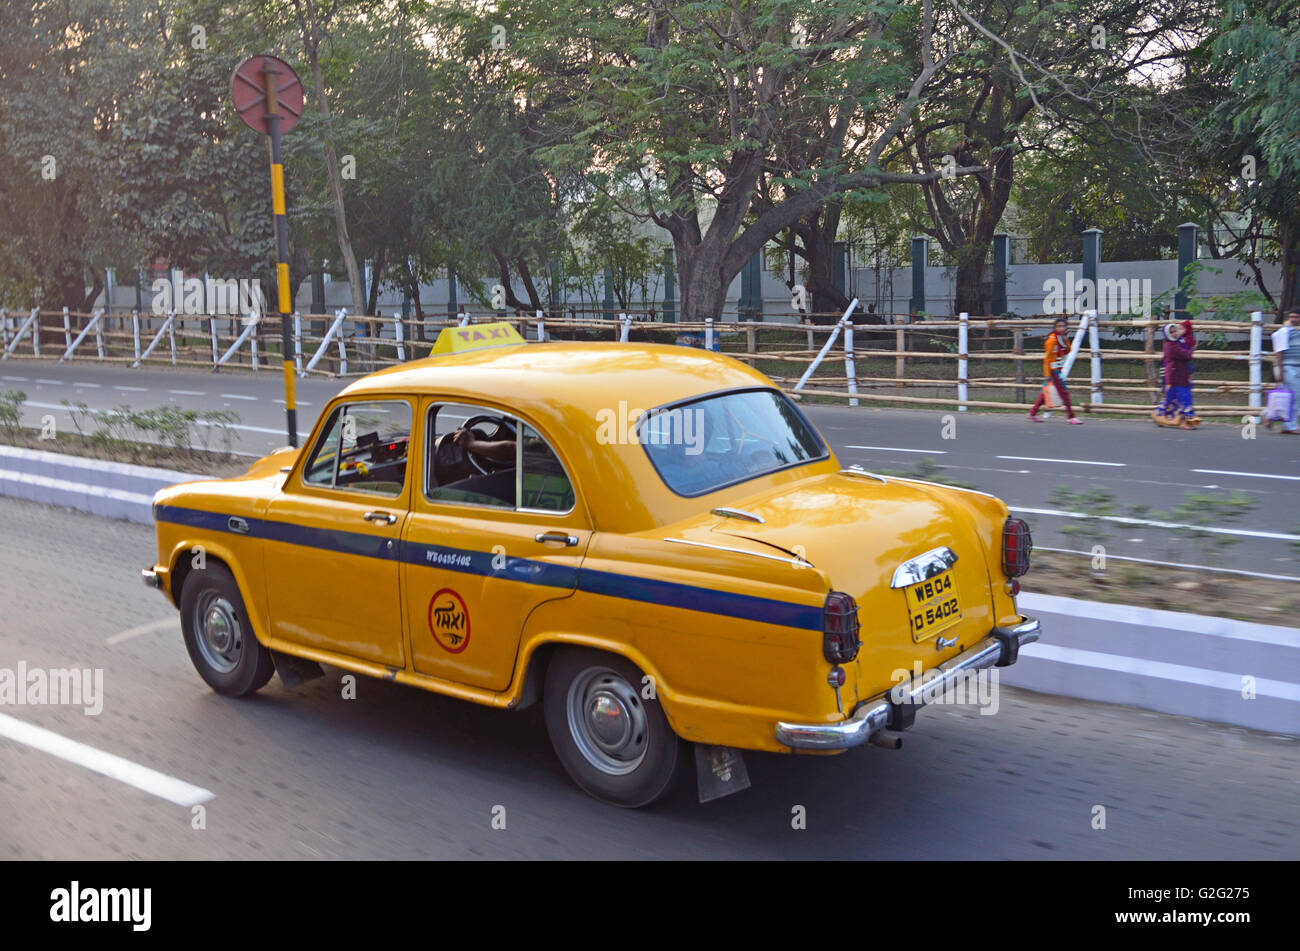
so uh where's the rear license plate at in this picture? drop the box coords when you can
[905,569,963,642]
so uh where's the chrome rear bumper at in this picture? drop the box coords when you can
[775,617,1040,750]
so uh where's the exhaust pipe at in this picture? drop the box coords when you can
[869,731,903,750]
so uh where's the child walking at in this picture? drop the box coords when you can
[1028,317,1082,424]
[1152,320,1199,429]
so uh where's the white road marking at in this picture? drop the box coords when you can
[35,378,61,385]
[196,419,305,438]
[1011,505,1300,541]
[168,389,206,396]
[943,465,1031,474]
[1031,546,1300,584]
[1020,643,1300,701]
[998,455,1125,467]
[1193,468,1300,483]
[72,382,101,388]
[219,393,258,401]
[0,712,214,807]
[1,375,29,382]
[846,445,947,454]
[105,618,177,646]
[112,385,148,392]
[273,399,311,406]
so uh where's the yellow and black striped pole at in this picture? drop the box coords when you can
[263,61,298,447]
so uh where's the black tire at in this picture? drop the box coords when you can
[178,564,275,697]
[543,647,683,808]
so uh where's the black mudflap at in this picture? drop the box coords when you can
[270,650,325,689]
[694,744,752,803]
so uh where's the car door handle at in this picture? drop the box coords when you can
[364,511,397,525]
[535,531,578,547]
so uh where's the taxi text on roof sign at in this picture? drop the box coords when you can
[431,321,526,356]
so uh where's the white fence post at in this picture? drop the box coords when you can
[250,324,259,370]
[293,312,303,372]
[0,308,7,351]
[458,311,469,327]
[337,329,348,375]
[209,317,219,365]
[619,313,631,342]
[59,308,104,362]
[302,309,347,375]
[168,312,177,365]
[1248,310,1263,414]
[536,310,544,343]
[705,317,714,351]
[62,306,71,353]
[1089,315,1103,404]
[1,307,39,360]
[134,312,175,367]
[394,310,406,361]
[94,311,104,359]
[795,299,858,392]
[132,310,141,363]
[1060,310,1092,378]
[957,312,969,412]
[844,317,858,406]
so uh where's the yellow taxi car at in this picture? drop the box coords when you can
[143,323,1039,807]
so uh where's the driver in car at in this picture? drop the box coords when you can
[452,425,547,462]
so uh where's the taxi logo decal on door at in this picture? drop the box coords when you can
[428,588,471,653]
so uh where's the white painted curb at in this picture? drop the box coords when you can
[0,445,205,524]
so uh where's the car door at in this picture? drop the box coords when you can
[264,396,415,669]
[402,399,590,691]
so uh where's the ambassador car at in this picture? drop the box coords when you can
[143,322,1039,807]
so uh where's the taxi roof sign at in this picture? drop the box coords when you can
[431,321,527,356]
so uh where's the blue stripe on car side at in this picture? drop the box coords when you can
[153,504,821,631]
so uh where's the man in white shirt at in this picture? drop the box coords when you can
[1272,309,1300,434]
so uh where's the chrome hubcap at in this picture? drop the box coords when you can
[194,593,242,674]
[566,667,648,775]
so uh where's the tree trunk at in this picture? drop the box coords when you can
[515,257,543,312]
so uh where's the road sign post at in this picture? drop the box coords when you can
[231,55,305,447]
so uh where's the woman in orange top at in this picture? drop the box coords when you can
[1028,317,1082,423]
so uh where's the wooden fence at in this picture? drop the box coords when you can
[0,304,1274,418]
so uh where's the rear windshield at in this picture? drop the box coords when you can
[639,388,827,496]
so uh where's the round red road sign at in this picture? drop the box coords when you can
[230,55,305,135]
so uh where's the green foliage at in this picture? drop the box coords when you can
[61,399,238,460]
[0,389,25,437]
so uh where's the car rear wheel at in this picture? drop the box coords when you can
[179,565,275,697]
[543,647,683,807]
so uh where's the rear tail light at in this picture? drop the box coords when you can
[1002,517,1032,577]
[823,591,861,664]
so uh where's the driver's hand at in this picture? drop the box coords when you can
[453,427,475,450]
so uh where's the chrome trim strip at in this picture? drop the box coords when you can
[839,466,888,483]
[711,506,765,524]
[890,545,958,588]
[775,616,1041,750]
[663,537,808,567]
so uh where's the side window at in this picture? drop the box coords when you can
[519,423,575,513]
[302,399,412,497]
[425,404,574,514]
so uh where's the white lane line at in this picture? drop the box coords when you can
[998,455,1125,467]
[273,399,311,406]
[112,385,148,392]
[35,378,61,385]
[1193,468,1300,483]
[1011,505,1300,541]
[72,382,101,388]
[196,419,305,438]
[1031,546,1300,584]
[1,375,29,382]
[168,389,206,396]
[1020,643,1300,701]
[846,445,947,454]
[105,618,177,646]
[943,465,1032,475]
[219,393,258,401]
[0,712,214,807]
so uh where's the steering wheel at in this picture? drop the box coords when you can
[433,414,518,485]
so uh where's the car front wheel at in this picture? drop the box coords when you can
[543,647,684,807]
[179,565,275,697]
